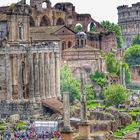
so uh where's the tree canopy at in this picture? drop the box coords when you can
[60,64,80,103]
[103,84,129,106]
[101,20,123,48]
[106,52,131,84]
[132,34,140,46]
[124,45,140,66]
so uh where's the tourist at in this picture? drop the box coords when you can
[4,127,11,140]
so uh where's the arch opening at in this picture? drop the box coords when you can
[87,22,96,32]
[56,18,65,25]
[75,23,83,32]
[40,16,51,26]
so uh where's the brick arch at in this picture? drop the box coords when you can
[56,17,65,25]
[40,15,51,26]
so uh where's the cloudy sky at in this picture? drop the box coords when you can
[0,0,139,23]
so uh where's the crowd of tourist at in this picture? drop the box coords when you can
[1,120,62,140]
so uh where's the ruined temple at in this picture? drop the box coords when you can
[117,2,140,48]
[0,0,62,117]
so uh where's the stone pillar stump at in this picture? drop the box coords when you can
[61,127,73,140]
[78,121,91,140]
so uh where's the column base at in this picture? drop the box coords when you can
[61,126,73,140]
[78,121,91,140]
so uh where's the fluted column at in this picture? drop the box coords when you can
[55,53,61,98]
[50,52,56,98]
[34,53,41,102]
[39,53,46,100]
[5,53,13,102]
[28,53,35,103]
[16,54,23,102]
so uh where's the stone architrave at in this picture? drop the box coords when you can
[55,52,61,98]
[5,53,12,102]
[16,54,24,102]
[34,53,41,102]
[28,52,35,103]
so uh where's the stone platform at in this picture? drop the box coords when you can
[0,101,43,118]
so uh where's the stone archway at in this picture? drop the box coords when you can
[40,15,51,26]
[56,18,65,25]
[87,22,96,32]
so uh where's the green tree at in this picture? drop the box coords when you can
[132,34,140,45]
[124,45,140,66]
[101,20,123,48]
[75,25,82,32]
[90,70,107,88]
[105,52,120,75]
[60,64,80,103]
[103,84,129,106]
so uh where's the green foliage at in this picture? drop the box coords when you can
[101,20,123,48]
[60,64,80,103]
[75,25,82,32]
[132,34,140,45]
[105,52,120,75]
[89,23,96,32]
[123,62,131,84]
[85,85,94,103]
[106,52,131,84]
[114,121,138,138]
[90,70,107,87]
[103,84,129,106]
[16,121,27,130]
[124,44,140,66]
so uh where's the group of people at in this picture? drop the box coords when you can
[2,121,62,140]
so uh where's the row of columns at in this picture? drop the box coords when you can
[5,51,61,103]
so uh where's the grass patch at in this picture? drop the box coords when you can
[113,121,138,138]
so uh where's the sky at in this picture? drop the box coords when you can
[0,0,139,23]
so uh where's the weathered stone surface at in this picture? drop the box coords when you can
[9,114,20,124]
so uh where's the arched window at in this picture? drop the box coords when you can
[40,16,51,26]
[68,41,72,48]
[56,18,65,25]
[62,41,66,50]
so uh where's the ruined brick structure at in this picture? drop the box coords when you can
[118,2,140,48]
[130,65,140,84]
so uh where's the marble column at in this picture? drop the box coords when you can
[61,92,73,140]
[44,53,51,98]
[80,72,87,121]
[55,53,61,98]
[39,53,46,100]
[50,52,56,98]
[5,53,13,102]
[16,54,23,102]
[28,53,35,103]
[34,53,41,102]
